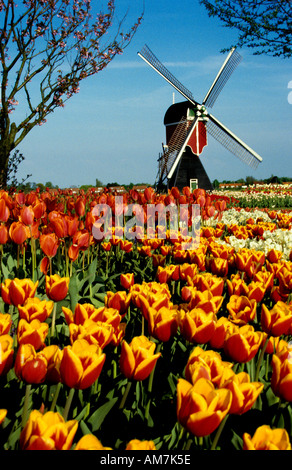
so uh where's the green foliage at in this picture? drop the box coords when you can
[200,0,292,58]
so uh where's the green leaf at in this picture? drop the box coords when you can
[1,260,10,279]
[87,397,118,432]
[230,429,243,450]
[69,273,79,311]
[80,419,92,436]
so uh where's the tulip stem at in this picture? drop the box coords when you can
[50,382,62,412]
[119,381,132,409]
[21,384,32,429]
[63,388,75,421]
[210,415,229,450]
[50,303,57,338]
[255,336,269,382]
[148,342,162,393]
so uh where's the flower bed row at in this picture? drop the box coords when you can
[0,186,291,450]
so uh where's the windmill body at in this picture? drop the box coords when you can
[163,101,212,190]
[138,45,263,192]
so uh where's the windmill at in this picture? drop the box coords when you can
[138,45,262,191]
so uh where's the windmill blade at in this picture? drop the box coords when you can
[203,48,242,108]
[207,113,262,168]
[138,45,199,106]
[158,115,192,183]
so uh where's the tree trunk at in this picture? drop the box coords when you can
[0,121,17,189]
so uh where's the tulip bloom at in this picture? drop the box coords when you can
[110,321,127,347]
[75,434,112,450]
[60,339,106,390]
[40,233,59,258]
[147,306,178,342]
[278,267,292,296]
[271,346,292,402]
[261,301,292,337]
[1,278,38,306]
[190,272,224,297]
[246,281,266,303]
[0,313,12,335]
[69,320,115,349]
[0,198,10,222]
[63,303,121,330]
[20,410,78,450]
[187,288,223,315]
[18,297,54,322]
[9,221,29,244]
[209,257,229,277]
[222,372,264,414]
[20,205,35,226]
[0,410,7,425]
[226,274,249,297]
[227,295,257,325]
[105,290,131,316]
[243,425,291,450]
[17,319,49,350]
[63,303,99,325]
[119,335,161,381]
[209,317,237,350]
[179,308,216,344]
[156,264,179,283]
[176,378,232,437]
[179,263,197,282]
[0,335,14,376]
[15,344,48,384]
[41,344,63,383]
[185,346,233,388]
[120,273,135,290]
[0,225,8,245]
[267,249,283,263]
[224,325,263,363]
[235,248,254,273]
[126,439,156,450]
[46,275,69,302]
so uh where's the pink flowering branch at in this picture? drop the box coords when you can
[0,0,143,187]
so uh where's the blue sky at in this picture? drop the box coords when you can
[16,0,292,188]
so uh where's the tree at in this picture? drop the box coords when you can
[0,1,142,188]
[199,1,292,58]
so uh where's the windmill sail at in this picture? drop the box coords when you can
[207,113,262,168]
[138,45,198,106]
[165,117,201,181]
[202,48,242,108]
[158,115,190,183]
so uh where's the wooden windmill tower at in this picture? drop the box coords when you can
[138,45,262,191]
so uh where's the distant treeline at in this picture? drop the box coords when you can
[15,175,292,193]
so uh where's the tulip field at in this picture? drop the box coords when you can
[0,183,292,450]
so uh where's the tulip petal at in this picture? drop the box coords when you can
[60,347,83,388]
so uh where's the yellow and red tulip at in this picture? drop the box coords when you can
[125,439,156,450]
[18,297,54,323]
[45,275,69,302]
[75,434,112,450]
[224,324,263,363]
[20,410,78,450]
[1,278,38,306]
[243,425,291,450]
[261,301,292,337]
[60,339,106,390]
[119,335,161,381]
[222,371,264,414]
[176,377,232,437]
[0,335,14,376]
